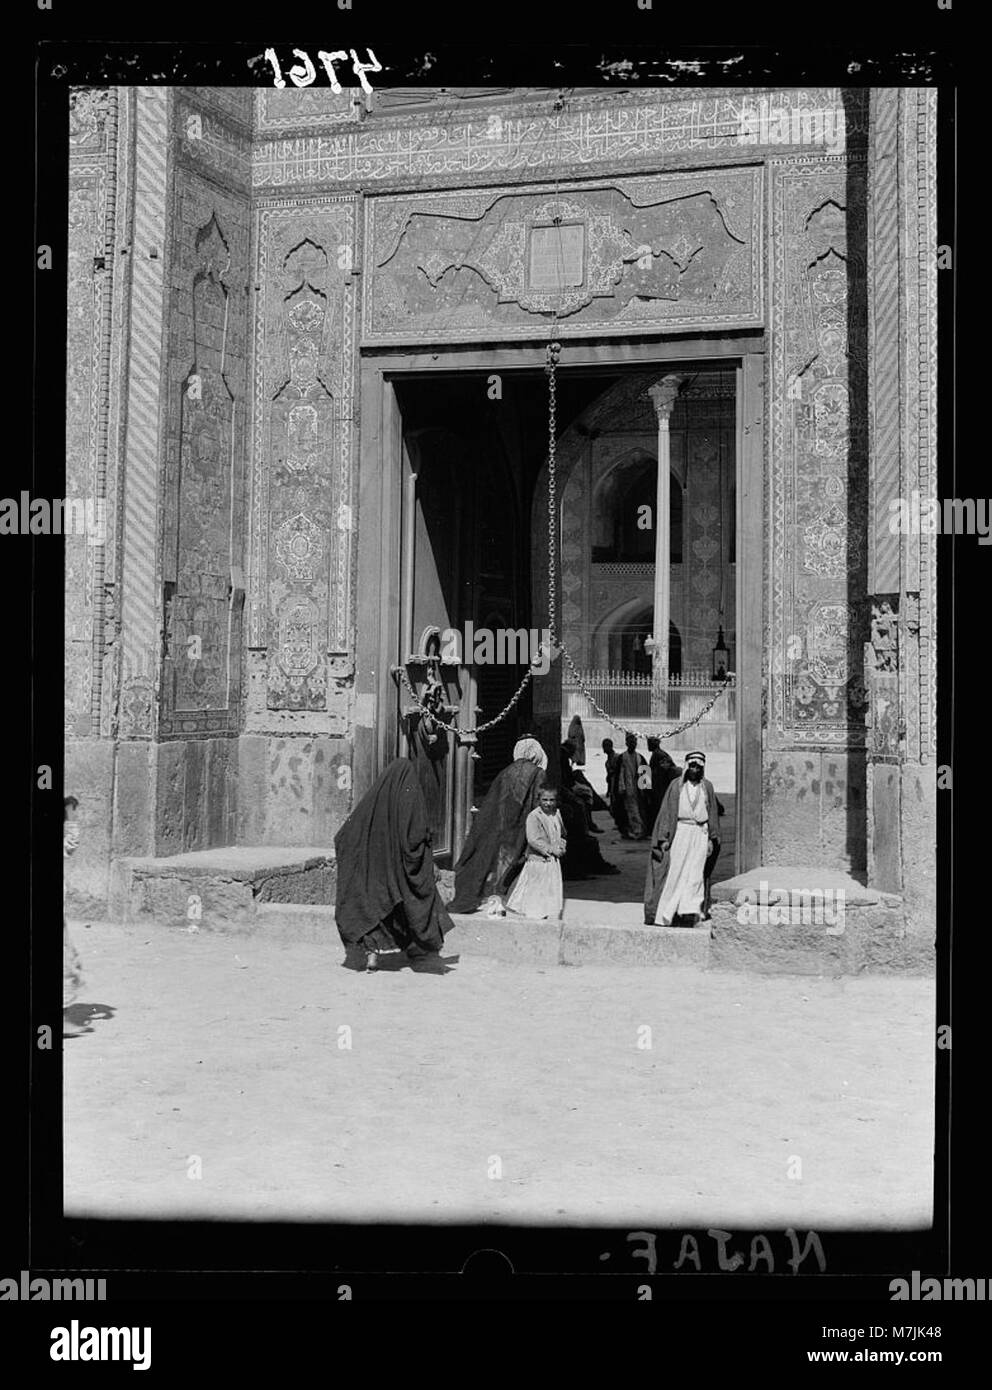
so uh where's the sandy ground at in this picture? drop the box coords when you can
[64,919,934,1228]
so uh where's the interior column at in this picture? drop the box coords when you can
[646,376,684,718]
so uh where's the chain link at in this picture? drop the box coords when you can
[557,642,734,742]
[397,661,534,740]
[547,339,560,654]
[544,339,734,742]
[398,216,735,743]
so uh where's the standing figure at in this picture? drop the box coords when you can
[558,778,620,878]
[602,738,622,828]
[63,797,84,1017]
[566,720,609,817]
[614,732,650,840]
[566,714,587,766]
[644,751,722,927]
[334,757,452,972]
[560,738,603,832]
[505,788,566,921]
[450,737,547,915]
[646,736,679,826]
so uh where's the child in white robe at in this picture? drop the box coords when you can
[505,789,566,921]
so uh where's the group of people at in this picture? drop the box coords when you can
[333,713,724,972]
[61,724,723,985]
[602,730,681,841]
[449,730,619,921]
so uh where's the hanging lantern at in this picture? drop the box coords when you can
[712,625,729,681]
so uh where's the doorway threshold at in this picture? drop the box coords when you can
[447,911,710,969]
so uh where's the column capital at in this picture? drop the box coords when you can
[647,374,686,424]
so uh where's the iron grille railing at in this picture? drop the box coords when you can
[563,670,736,723]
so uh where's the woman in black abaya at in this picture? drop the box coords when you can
[450,737,548,914]
[333,726,453,972]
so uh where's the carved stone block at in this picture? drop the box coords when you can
[159,178,249,739]
[363,168,762,344]
[767,157,869,749]
[248,199,359,730]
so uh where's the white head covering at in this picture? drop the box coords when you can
[682,750,706,782]
[513,737,548,770]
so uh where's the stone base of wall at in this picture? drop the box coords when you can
[64,732,355,917]
[762,751,868,876]
[109,846,336,931]
[709,903,933,975]
[153,738,238,856]
[897,761,937,928]
[709,867,934,975]
[236,734,352,846]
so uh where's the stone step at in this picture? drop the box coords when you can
[152,898,713,967]
[110,846,335,929]
[255,902,335,944]
[105,850,932,973]
[711,865,890,908]
[707,866,931,975]
[557,919,711,968]
[254,903,711,967]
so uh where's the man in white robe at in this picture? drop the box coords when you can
[643,752,721,927]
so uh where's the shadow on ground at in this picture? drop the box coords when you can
[339,949,460,975]
[63,1002,117,1036]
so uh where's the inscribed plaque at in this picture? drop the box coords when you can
[528,223,584,290]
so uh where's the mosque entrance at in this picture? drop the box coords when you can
[393,401,531,864]
[356,340,763,879]
[390,370,608,864]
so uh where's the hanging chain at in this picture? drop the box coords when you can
[397,660,534,739]
[544,341,735,743]
[399,335,734,744]
[546,338,561,652]
[398,88,733,744]
[557,642,733,741]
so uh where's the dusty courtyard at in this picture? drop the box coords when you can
[62,918,935,1229]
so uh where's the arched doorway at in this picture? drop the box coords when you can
[592,455,684,565]
[591,596,684,678]
[611,610,682,677]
